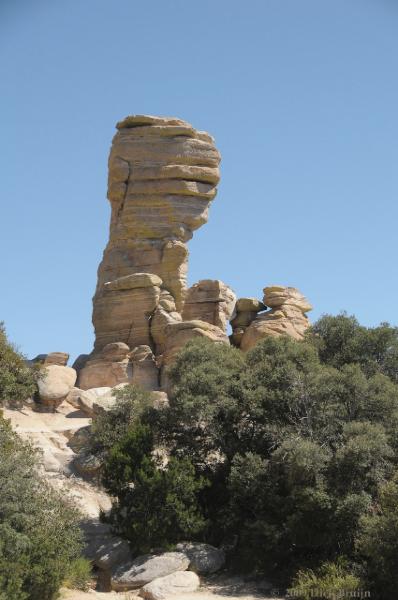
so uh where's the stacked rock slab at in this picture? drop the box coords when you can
[182,280,236,332]
[230,297,266,347]
[80,115,221,389]
[240,286,312,352]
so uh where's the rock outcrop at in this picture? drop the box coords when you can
[130,345,159,390]
[240,286,312,352]
[72,116,314,393]
[182,280,236,333]
[230,297,266,347]
[79,343,131,390]
[31,352,70,366]
[79,115,221,389]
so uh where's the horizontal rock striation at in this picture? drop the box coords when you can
[240,286,312,351]
[182,279,236,333]
[96,114,221,314]
[80,115,221,389]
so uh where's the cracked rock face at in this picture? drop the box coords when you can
[240,286,312,351]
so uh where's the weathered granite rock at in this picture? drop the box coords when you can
[161,320,229,389]
[37,365,77,410]
[92,383,128,416]
[139,571,200,599]
[230,297,266,348]
[66,386,83,409]
[77,386,112,416]
[93,114,220,354]
[236,298,265,313]
[111,552,190,591]
[72,353,90,375]
[79,343,132,390]
[151,290,182,356]
[163,320,229,366]
[240,286,312,351]
[93,274,162,352]
[31,352,70,366]
[131,345,159,390]
[182,280,236,333]
[176,542,225,574]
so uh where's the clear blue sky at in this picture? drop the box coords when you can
[1,0,397,362]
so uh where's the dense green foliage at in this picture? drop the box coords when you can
[97,314,398,599]
[102,420,207,554]
[0,415,87,600]
[0,322,37,406]
[309,313,398,382]
[90,384,152,458]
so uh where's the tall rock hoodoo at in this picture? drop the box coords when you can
[79,115,222,389]
[76,115,313,394]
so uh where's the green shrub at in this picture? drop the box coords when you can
[356,477,398,598]
[104,425,207,554]
[309,313,398,382]
[288,560,363,599]
[0,322,37,407]
[0,415,84,600]
[63,557,92,591]
[90,384,152,457]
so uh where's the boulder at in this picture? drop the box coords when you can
[30,352,69,366]
[37,365,77,410]
[139,571,200,599]
[90,383,129,416]
[66,386,83,409]
[176,542,225,574]
[77,387,112,416]
[182,280,236,333]
[111,552,190,591]
[235,297,266,313]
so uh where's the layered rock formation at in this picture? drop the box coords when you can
[240,286,312,351]
[182,280,236,333]
[230,297,266,347]
[80,115,221,389]
[75,114,313,394]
